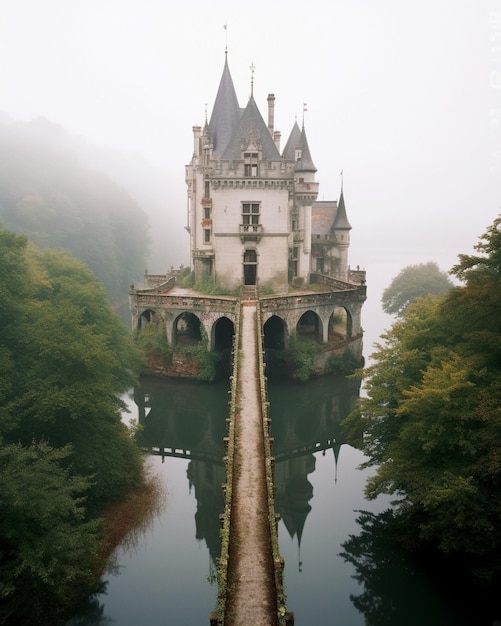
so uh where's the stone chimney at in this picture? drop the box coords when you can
[192,126,202,157]
[273,130,281,152]
[267,93,275,135]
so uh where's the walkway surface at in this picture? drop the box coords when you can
[226,302,278,626]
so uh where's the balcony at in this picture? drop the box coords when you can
[239,224,263,242]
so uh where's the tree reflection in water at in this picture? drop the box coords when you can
[339,509,496,626]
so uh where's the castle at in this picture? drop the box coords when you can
[130,52,366,379]
[185,52,353,293]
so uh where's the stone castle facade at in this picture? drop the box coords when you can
[185,53,353,293]
[130,52,366,379]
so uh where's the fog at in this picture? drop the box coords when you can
[1,0,500,349]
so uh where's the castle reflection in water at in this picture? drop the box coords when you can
[133,373,361,565]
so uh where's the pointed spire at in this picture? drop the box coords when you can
[208,54,241,157]
[282,121,301,160]
[332,179,352,231]
[295,123,317,173]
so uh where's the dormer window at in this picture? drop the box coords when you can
[244,152,258,177]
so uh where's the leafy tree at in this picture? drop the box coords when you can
[0,229,145,620]
[345,216,501,580]
[381,261,454,317]
[0,442,100,625]
[4,244,144,504]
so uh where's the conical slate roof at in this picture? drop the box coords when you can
[332,189,352,230]
[222,95,281,161]
[208,55,242,157]
[295,125,317,173]
[282,121,301,160]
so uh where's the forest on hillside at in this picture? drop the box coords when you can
[0,116,185,306]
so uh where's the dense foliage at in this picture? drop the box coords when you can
[0,118,150,304]
[344,216,501,581]
[381,261,454,317]
[0,230,144,624]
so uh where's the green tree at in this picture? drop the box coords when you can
[345,216,501,579]
[0,229,145,620]
[5,245,144,505]
[381,261,454,317]
[0,442,100,625]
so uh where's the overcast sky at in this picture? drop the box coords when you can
[1,0,500,279]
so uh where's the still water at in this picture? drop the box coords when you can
[67,372,471,626]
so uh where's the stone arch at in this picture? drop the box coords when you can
[329,306,353,341]
[297,310,323,343]
[137,308,157,330]
[263,315,287,350]
[212,316,235,351]
[173,312,203,348]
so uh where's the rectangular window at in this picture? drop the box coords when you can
[204,229,211,243]
[244,152,259,177]
[204,206,211,219]
[242,203,260,226]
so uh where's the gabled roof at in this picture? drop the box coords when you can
[208,55,241,157]
[222,95,281,161]
[282,121,301,160]
[331,189,352,230]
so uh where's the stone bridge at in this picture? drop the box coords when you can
[129,272,366,360]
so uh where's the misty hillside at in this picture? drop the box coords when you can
[71,131,189,272]
[0,116,187,305]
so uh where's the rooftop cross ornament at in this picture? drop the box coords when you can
[250,62,255,97]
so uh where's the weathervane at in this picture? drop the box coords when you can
[250,62,255,97]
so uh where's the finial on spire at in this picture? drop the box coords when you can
[340,169,344,193]
[302,103,308,127]
[224,23,228,55]
[250,62,255,97]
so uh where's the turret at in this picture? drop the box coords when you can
[331,183,352,280]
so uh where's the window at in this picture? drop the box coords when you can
[244,152,258,177]
[204,180,210,198]
[242,203,260,226]
[204,206,211,219]
[204,229,211,243]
